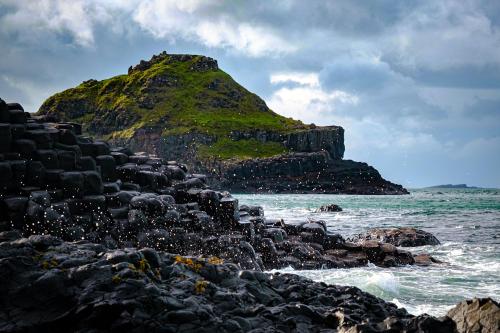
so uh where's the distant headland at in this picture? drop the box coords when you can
[426,184,480,189]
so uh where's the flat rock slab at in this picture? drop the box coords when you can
[354,227,441,247]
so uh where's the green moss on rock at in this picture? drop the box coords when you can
[198,138,289,160]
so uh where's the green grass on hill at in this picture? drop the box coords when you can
[197,138,288,160]
[39,54,305,140]
[38,53,309,160]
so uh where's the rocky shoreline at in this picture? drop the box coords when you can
[1,97,498,332]
[1,232,498,332]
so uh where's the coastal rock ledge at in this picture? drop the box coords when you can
[353,227,441,247]
[1,231,496,333]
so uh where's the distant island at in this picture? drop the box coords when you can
[427,184,480,189]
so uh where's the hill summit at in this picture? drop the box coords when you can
[39,52,308,157]
[38,52,406,194]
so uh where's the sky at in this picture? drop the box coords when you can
[1,0,499,188]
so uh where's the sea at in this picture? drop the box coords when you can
[236,188,500,317]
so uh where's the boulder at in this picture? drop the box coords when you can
[0,162,13,191]
[25,129,53,149]
[110,151,128,165]
[0,99,9,122]
[95,155,116,181]
[60,171,84,198]
[354,227,441,247]
[25,161,45,187]
[0,123,12,153]
[29,190,51,208]
[56,150,77,170]
[218,197,239,228]
[446,298,499,333]
[8,109,27,124]
[10,124,26,140]
[15,139,37,158]
[79,156,97,171]
[10,160,27,187]
[240,204,264,217]
[36,149,59,169]
[103,182,120,194]
[58,129,78,145]
[301,222,327,244]
[316,204,343,212]
[82,171,103,195]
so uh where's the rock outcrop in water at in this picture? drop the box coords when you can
[217,152,408,194]
[37,52,407,195]
[353,228,441,247]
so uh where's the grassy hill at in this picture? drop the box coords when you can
[38,52,308,159]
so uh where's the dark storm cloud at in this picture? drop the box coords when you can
[465,97,500,120]
[0,0,499,187]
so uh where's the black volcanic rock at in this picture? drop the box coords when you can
[217,153,409,195]
[0,97,494,332]
[0,232,459,333]
[353,227,441,247]
[317,204,343,212]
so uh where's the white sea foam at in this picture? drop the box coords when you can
[366,272,399,295]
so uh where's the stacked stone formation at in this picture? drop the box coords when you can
[0,98,420,270]
[0,231,463,333]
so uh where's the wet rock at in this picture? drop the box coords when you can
[301,221,327,244]
[96,154,116,181]
[354,227,441,247]
[60,171,84,198]
[240,204,264,217]
[413,253,444,266]
[317,204,343,212]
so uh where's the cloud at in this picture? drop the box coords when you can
[268,72,358,124]
[0,0,116,47]
[270,72,319,87]
[132,0,295,57]
[1,0,499,187]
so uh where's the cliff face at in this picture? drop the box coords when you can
[120,125,344,168]
[38,52,406,194]
[229,126,345,160]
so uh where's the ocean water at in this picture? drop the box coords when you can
[236,188,500,317]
